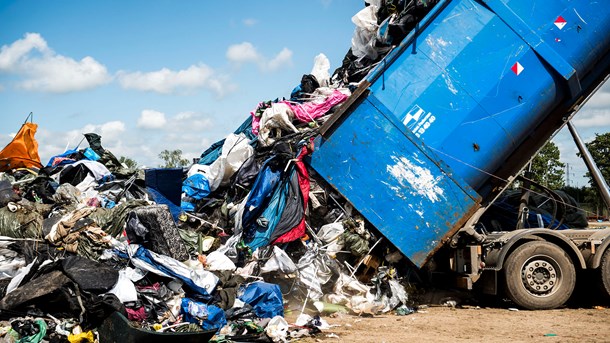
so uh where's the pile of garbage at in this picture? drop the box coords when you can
[0,1,439,342]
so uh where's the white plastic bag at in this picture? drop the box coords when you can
[107,269,138,303]
[310,53,331,87]
[205,251,236,271]
[351,6,380,59]
[261,246,297,274]
[265,316,289,343]
[318,222,345,257]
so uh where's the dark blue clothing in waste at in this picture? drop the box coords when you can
[241,159,282,229]
[243,169,293,251]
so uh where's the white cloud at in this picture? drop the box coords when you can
[572,109,610,127]
[152,111,214,165]
[243,18,258,26]
[119,110,214,166]
[586,83,610,108]
[0,32,48,69]
[0,133,15,151]
[265,48,293,71]
[226,42,293,72]
[34,129,68,165]
[137,109,167,129]
[171,111,213,132]
[553,127,592,187]
[118,63,232,96]
[78,121,126,142]
[226,42,260,64]
[0,33,111,93]
[26,113,218,169]
[320,0,333,8]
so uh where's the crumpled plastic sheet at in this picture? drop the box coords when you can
[0,240,26,281]
[310,53,330,87]
[322,272,407,315]
[204,251,236,271]
[181,298,227,331]
[265,315,289,343]
[261,246,297,274]
[215,233,242,261]
[296,246,334,301]
[239,282,284,319]
[351,5,379,59]
[5,258,37,294]
[15,318,47,343]
[283,88,348,124]
[125,244,219,297]
[106,269,138,303]
[387,278,409,311]
[317,222,345,257]
[258,103,299,147]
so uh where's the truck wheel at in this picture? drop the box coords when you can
[600,249,610,299]
[504,241,575,310]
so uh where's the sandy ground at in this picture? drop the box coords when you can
[288,305,610,343]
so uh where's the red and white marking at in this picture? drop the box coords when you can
[511,62,524,76]
[554,16,567,30]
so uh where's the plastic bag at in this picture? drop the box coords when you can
[351,6,379,59]
[310,54,331,87]
[318,222,345,257]
[265,316,289,343]
[106,269,138,303]
[261,246,297,274]
[205,251,236,271]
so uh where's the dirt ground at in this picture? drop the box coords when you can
[283,272,610,343]
[284,223,610,342]
[288,305,610,343]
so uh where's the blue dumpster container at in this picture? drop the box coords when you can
[310,0,610,267]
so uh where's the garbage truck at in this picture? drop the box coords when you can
[308,0,610,309]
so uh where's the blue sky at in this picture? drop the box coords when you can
[0,0,362,166]
[1,0,609,187]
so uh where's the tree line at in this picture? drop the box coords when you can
[528,133,610,218]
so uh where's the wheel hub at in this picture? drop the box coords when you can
[522,259,558,295]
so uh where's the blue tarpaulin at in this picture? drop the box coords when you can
[239,282,284,318]
[181,174,211,212]
[46,149,79,167]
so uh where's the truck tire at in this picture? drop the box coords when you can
[504,241,575,310]
[600,248,610,300]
